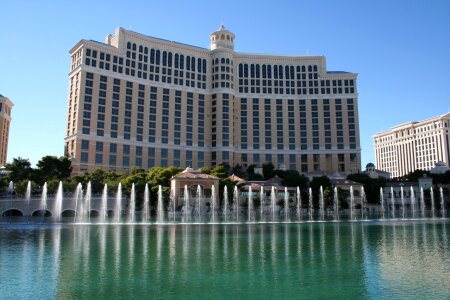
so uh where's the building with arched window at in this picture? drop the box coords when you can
[65,25,360,176]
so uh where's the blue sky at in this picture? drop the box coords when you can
[1,0,449,168]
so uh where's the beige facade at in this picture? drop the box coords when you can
[65,25,361,176]
[373,112,450,177]
[0,94,13,165]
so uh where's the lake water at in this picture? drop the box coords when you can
[0,219,449,299]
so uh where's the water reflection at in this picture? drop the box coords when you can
[0,220,449,299]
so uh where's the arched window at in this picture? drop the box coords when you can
[250,64,255,78]
[308,65,312,72]
[221,34,225,40]
[174,53,179,68]
[139,45,143,52]
[285,66,290,79]
[202,59,207,73]
[191,57,195,71]
[132,43,136,51]
[267,65,272,78]
[239,63,243,77]
[279,65,283,79]
[197,58,202,72]
[127,42,131,49]
[302,66,306,72]
[180,55,184,69]
[255,64,260,78]
[226,35,230,40]
[144,47,148,54]
[296,66,300,72]
[274,65,278,79]
[290,66,295,79]
[186,56,190,70]
[155,50,160,65]
[215,58,219,64]
[168,52,172,67]
[262,64,266,78]
[244,64,249,77]
[313,65,318,72]
[150,49,155,64]
[226,58,230,65]
[221,58,225,64]
[162,51,167,66]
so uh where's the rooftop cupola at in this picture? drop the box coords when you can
[210,23,235,50]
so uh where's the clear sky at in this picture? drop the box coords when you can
[1,0,449,168]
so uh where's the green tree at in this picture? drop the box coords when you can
[281,170,309,189]
[231,164,246,179]
[34,156,72,184]
[5,157,33,182]
[210,164,229,179]
[146,166,182,206]
[247,164,264,180]
[122,168,148,209]
[262,162,276,180]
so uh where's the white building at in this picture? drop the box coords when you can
[373,112,450,178]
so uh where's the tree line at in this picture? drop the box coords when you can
[1,156,449,209]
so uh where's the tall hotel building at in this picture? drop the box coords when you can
[0,94,13,166]
[65,25,360,175]
[373,112,450,177]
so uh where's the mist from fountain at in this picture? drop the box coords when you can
[143,184,149,223]
[350,186,355,220]
[361,187,366,219]
[400,186,405,219]
[333,187,339,221]
[100,184,108,223]
[430,187,436,219]
[284,187,289,221]
[183,185,190,216]
[410,186,416,218]
[319,186,324,221]
[308,188,313,221]
[169,184,175,221]
[128,183,136,223]
[40,182,48,219]
[440,187,446,218]
[296,187,301,219]
[391,187,395,219]
[73,183,82,223]
[223,185,228,217]
[248,186,253,222]
[196,185,202,218]
[53,182,63,222]
[271,186,276,220]
[115,183,122,223]
[85,182,92,223]
[380,187,385,219]
[234,186,240,221]
[211,185,216,222]
[157,185,164,223]
[420,187,425,218]
[260,186,264,217]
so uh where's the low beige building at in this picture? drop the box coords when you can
[170,167,220,209]
[0,94,13,165]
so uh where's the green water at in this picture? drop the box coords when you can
[0,220,449,299]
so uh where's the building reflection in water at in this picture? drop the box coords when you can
[0,220,449,299]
